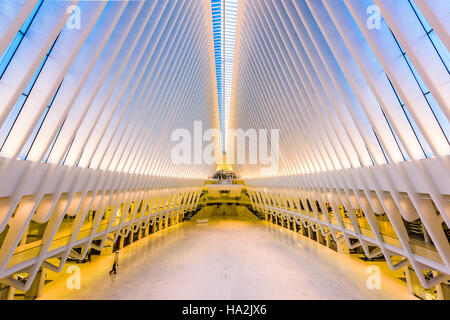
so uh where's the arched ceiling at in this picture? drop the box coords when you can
[0,0,449,293]
[231,0,449,181]
[0,0,219,182]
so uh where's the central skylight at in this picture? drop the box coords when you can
[211,0,238,154]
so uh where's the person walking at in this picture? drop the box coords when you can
[109,261,117,275]
[109,251,119,275]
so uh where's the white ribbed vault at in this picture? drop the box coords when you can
[232,0,450,290]
[0,0,449,296]
[0,0,218,292]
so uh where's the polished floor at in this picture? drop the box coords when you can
[39,206,415,299]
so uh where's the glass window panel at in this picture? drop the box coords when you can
[19,0,44,34]
[19,107,49,160]
[428,31,450,74]
[408,0,432,32]
[383,112,409,161]
[0,33,23,78]
[23,56,46,96]
[424,93,450,142]
[0,94,27,150]
[43,119,65,163]
[404,55,429,94]
[0,0,44,79]
[372,128,392,163]
[402,106,433,158]
[408,0,449,74]
[23,33,59,95]
[25,80,63,160]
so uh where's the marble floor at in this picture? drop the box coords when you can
[39,206,415,300]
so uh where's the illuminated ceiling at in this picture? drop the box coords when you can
[211,0,238,153]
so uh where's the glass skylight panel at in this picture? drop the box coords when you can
[211,0,237,153]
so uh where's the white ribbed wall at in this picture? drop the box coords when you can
[0,0,218,291]
[0,0,449,294]
[232,0,450,289]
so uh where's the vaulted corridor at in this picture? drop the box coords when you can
[0,0,449,302]
[38,206,413,300]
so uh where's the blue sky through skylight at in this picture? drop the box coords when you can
[211,0,238,154]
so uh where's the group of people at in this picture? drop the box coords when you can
[212,170,236,180]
